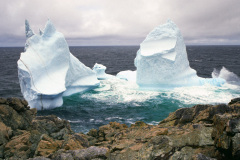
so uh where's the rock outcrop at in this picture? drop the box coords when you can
[0,98,90,159]
[0,97,240,160]
[83,98,240,160]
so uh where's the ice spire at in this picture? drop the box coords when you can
[42,19,56,37]
[25,20,34,38]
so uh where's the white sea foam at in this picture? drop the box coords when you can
[105,117,123,120]
[68,120,84,123]
[148,121,160,125]
[169,84,239,105]
[82,79,159,104]
[212,67,240,86]
[82,77,240,106]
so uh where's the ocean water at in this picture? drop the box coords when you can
[0,46,240,133]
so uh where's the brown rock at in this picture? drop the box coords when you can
[70,146,109,160]
[4,131,31,159]
[110,121,128,129]
[131,121,148,127]
[1,97,240,160]
[232,133,240,158]
[228,97,240,105]
[34,134,61,157]
[159,105,212,127]
[0,98,6,104]
[0,103,36,131]
[28,156,51,160]
[62,133,87,150]
[155,128,168,135]
[33,115,72,136]
[0,122,12,145]
[7,97,28,112]
[88,129,98,137]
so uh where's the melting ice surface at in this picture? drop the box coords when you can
[17,20,99,109]
[118,20,225,88]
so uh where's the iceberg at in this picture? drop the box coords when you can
[18,20,100,110]
[92,63,115,80]
[118,20,225,88]
[116,70,136,82]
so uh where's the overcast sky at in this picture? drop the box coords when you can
[0,0,239,47]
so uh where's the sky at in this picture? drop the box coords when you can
[0,0,239,47]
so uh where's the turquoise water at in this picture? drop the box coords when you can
[38,79,240,133]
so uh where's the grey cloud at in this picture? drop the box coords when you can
[0,0,239,46]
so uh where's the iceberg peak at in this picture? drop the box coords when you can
[42,19,56,37]
[138,20,180,61]
[167,19,173,23]
[25,20,34,38]
[143,19,179,43]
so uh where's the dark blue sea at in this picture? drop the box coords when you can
[0,46,240,133]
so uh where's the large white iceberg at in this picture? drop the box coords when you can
[18,20,100,109]
[118,20,225,88]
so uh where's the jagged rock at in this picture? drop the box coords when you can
[229,97,240,105]
[159,104,213,127]
[34,134,61,157]
[52,152,74,160]
[0,98,36,131]
[28,157,51,160]
[88,129,98,137]
[0,97,88,159]
[62,133,88,150]
[232,133,240,158]
[6,97,29,112]
[1,97,240,159]
[32,115,72,136]
[4,131,31,159]
[71,146,108,159]
[131,121,148,127]
[0,122,12,145]
[84,97,240,160]
[48,146,108,160]
[0,98,7,104]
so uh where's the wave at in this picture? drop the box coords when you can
[212,66,240,86]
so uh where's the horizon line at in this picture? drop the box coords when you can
[1,44,240,48]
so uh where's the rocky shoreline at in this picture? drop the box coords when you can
[0,97,240,159]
